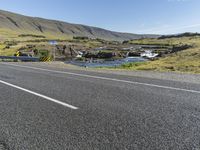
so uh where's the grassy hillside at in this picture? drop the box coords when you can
[119,36,200,74]
[0,10,158,41]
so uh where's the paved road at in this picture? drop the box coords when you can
[0,62,200,150]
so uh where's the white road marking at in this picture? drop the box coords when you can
[2,63,200,94]
[0,79,78,110]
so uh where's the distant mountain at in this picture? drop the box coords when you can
[158,32,200,39]
[0,10,159,41]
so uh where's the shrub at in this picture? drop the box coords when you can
[73,36,89,40]
[18,34,46,38]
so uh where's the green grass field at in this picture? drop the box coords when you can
[1,27,200,74]
[118,36,200,74]
[0,28,104,57]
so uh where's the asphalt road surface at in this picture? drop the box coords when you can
[0,62,200,150]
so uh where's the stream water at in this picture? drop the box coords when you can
[67,57,147,68]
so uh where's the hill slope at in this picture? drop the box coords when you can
[0,10,158,41]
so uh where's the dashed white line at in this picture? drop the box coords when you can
[0,79,78,110]
[2,63,200,94]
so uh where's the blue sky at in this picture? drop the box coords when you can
[0,0,200,34]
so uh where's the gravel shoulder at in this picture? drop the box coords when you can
[4,61,200,84]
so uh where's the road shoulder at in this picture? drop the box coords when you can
[2,62,200,84]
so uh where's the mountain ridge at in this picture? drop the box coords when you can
[0,9,159,41]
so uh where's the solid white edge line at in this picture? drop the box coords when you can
[0,79,78,110]
[1,63,200,94]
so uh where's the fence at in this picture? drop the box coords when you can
[0,56,39,62]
